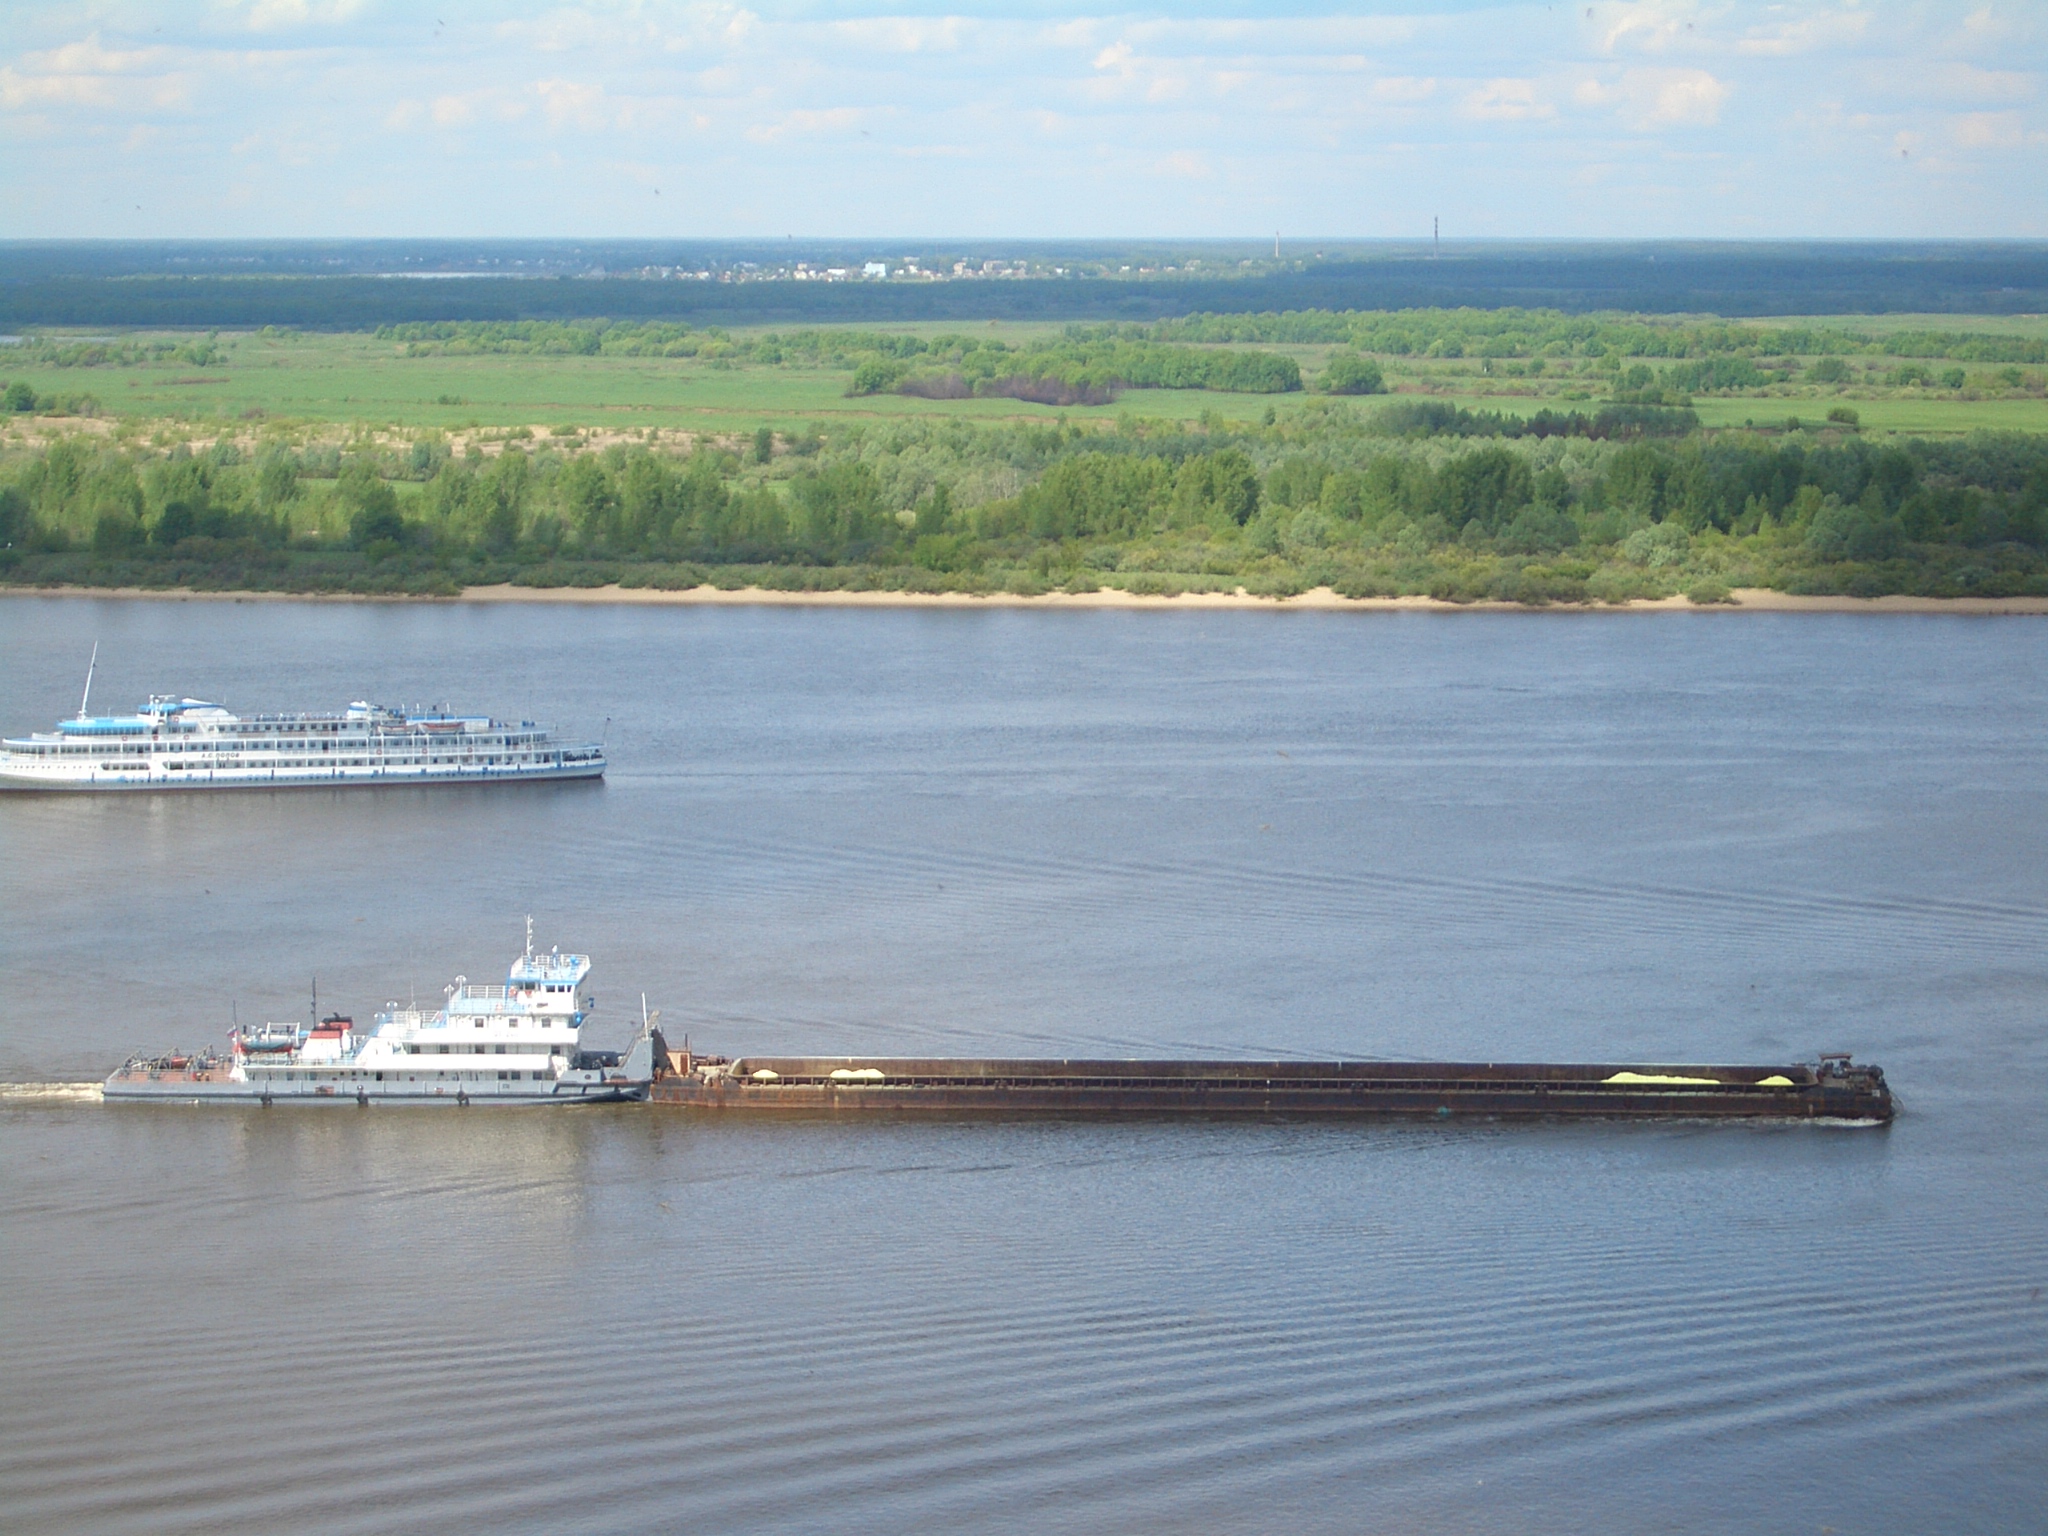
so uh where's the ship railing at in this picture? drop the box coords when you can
[375,1009,447,1030]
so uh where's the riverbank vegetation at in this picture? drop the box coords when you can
[4,308,2045,604]
[5,400,2046,604]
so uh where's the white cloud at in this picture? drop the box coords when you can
[25,34,162,76]
[830,17,965,54]
[1465,79,1551,121]
[1737,10,1871,56]
[0,65,114,110]
[1924,63,2035,102]
[1092,42,1135,76]
[0,32,189,112]
[744,106,863,144]
[1592,1,1705,57]
[1638,67,1730,125]
[1372,76,1438,103]
[236,0,367,31]
[1578,67,1729,128]
[1953,110,2036,146]
[534,79,608,131]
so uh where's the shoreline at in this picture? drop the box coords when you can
[7,583,2048,615]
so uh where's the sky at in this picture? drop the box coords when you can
[0,1,2041,240]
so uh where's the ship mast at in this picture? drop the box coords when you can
[76,642,98,721]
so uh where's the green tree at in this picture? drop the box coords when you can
[1604,444,1671,522]
[847,358,905,396]
[0,485,34,546]
[558,455,618,550]
[1265,456,1329,508]
[255,452,299,513]
[153,500,198,547]
[1021,454,1168,540]
[792,462,885,553]
[1433,447,1533,532]
[1171,449,1261,527]
[91,509,142,554]
[1807,499,1903,562]
[340,465,404,549]
[914,482,953,539]
[1319,355,1385,395]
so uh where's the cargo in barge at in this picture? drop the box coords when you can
[646,1043,1893,1122]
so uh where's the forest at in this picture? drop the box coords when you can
[5,403,2046,604]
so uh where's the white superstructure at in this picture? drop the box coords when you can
[104,926,656,1105]
[0,695,604,791]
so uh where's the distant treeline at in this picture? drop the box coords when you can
[1366,401,1699,440]
[375,321,1307,399]
[5,246,2048,329]
[1155,308,2048,365]
[7,409,2047,604]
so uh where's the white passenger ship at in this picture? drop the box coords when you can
[0,695,604,791]
[104,928,657,1105]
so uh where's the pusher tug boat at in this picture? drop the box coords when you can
[104,925,656,1106]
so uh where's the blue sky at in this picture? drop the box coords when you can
[1,2,2041,238]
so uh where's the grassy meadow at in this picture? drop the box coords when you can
[3,316,2045,440]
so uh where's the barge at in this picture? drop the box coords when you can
[647,1046,1893,1122]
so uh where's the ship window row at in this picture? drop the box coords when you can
[103,756,554,770]
[27,740,557,759]
[405,1043,564,1055]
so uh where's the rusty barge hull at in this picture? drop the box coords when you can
[647,1053,1894,1122]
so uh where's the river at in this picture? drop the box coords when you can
[3,595,2044,1533]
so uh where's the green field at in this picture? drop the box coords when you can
[1688,395,2048,434]
[0,327,1282,434]
[3,318,2044,439]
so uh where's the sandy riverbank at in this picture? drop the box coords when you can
[10,583,2048,614]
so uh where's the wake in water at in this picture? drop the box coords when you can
[0,1083,105,1104]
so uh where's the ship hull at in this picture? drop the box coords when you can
[0,760,604,792]
[103,1077,644,1104]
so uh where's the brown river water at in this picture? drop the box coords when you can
[3,595,2045,1533]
